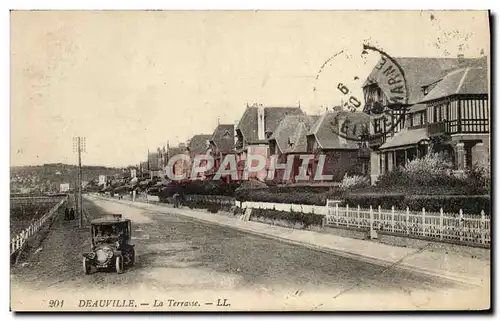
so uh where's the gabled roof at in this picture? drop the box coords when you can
[363,56,487,104]
[236,106,303,143]
[209,124,234,153]
[420,67,488,102]
[187,134,212,154]
[307,111,371,150]
[269,114,314,154]
[167,145,188,158]
[379,128,429,150]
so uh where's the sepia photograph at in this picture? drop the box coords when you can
[9,10,491,311]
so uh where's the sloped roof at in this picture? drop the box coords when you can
[167,145,188,158]
[421,67,488,102]
[307,111,371,150]
[210,124,234,153]
[187,134,212,154]
[269,114,313,153]
[363,56,488,104]
[408,104,427,113]
[284,122,309,153]
[236,106,303,143]
[379,128,429,150]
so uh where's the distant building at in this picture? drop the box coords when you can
[60,183,70,193]
[130,168,137,179]
[98,175,106,186]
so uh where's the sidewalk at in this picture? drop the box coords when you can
[89,195,490,288]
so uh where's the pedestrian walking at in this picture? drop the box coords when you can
[173,193,180,208]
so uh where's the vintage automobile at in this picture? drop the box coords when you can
[82,214,135,274]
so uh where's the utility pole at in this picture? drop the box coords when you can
[73,137,86,228]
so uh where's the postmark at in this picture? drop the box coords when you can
[314,43,409,143]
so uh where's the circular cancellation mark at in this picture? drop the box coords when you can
[315,43,409,143]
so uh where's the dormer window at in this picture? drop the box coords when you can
[223,130,231,138]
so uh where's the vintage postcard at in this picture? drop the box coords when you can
[10,10,491,311]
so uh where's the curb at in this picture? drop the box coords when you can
[89,196,487,287]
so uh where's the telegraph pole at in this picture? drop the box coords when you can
[73,137,86,228]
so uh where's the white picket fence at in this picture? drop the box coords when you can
[325,200,491,247]
[237,199,490,247]
[10,197,67,255]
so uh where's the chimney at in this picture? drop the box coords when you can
[234,119,239,145]
[257,104,265,140]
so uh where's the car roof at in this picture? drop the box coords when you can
[91,216,131,225]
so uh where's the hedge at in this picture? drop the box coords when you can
[235,190,328,206]
[342,193,490,215]
[375,167,489,195]
[250,208,324,228]
[159,180,241,198]
[184,199,234,214]
[404,194,490,214]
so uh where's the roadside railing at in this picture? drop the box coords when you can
[10,197,67,256]
[325,200,490,247]
[240,200,328,215]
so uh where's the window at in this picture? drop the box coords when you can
[223,130,231,138]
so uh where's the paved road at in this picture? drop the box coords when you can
[11,196,482,310]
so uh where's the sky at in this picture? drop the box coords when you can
[10,10,489,167]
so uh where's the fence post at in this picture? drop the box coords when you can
[422,208,426,237]
[369,205,377,239]
[346,204,349,227]
[439,208,444,240]
[357,205,361,228]
[459,209,464,242]
[16,235,20,250]
[406,207,410,235]
[391,206,395,233]
[480,210,485,244]
[11,238,15,253]
[335,203,339,227]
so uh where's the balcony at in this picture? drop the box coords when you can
[427,121,451,136]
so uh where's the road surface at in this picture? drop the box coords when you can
[11,196,485,311]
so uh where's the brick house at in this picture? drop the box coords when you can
[206,124,235,182]
[268,114,319,183]
[166,143,189,181]
[186,134,212,180]
[306,111,371,182]
[234,104,304,180]
[363,55,489,182]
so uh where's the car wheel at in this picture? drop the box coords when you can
[115,256,124,274]
[83,258,91,275]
